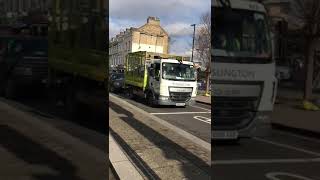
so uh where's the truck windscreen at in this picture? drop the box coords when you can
[162,63,196,81]
[212,8,271,62]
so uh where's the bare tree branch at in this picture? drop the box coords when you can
[291,0,320,100]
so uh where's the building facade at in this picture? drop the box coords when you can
[109,16,169,67]
[0,0,50,19]
[49,0,107,51]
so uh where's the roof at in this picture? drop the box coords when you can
[137,23,168,37]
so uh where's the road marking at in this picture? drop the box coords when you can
[190,105,211,111]
[194,116,211,124]
[274,129,320,144]
[150,112,211,115]
[253,137,320,157]
[212,158,320,165]
[266,172,315,180]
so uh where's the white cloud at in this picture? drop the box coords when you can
[110,0,209,22]
[169,36,193,56]
[164,22,194,37]
[109,0,210,57]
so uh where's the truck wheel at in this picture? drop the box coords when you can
[147,92,155,107]
[0,82,5,96]
[4,79,16,99]
[109,85,114,93]
[125,88,134,99]
[66,84,79,120]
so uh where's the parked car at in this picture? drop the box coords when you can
[109,72,124,93]
[276,65,291,81]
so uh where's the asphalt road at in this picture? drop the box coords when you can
[111,93,211,143]
[213,129,320,180]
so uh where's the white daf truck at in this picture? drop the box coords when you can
[125,51,197,107]
[212,0,277,140]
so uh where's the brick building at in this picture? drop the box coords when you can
[109,16,169,67]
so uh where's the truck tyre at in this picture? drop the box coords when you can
[147,92,155,107]
[0,81,5,96]
[125,88,134,99]
[4,79,16,99]
[66,83,79,120]
[109,85,115,93]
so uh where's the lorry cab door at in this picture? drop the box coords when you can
[153,63,161,95]
[148,63,160,95]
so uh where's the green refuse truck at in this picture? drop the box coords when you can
[124,51,198,107]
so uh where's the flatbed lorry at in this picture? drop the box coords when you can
[124,51,197,107]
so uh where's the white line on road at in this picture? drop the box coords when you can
[212,158,320,165]
[273,129,320,144]
[253,137,320,157]
[194,116,211,124]
[150,112,211,115]
[266,172,315,180]
[190,105,211,111]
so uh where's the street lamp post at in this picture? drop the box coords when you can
[191,24,196,62]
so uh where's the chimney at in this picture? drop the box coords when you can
[147,16,160,26]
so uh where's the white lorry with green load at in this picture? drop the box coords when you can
[124,51,197,107]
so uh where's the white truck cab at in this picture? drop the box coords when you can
[145,58,197,106]
[212,0,278,139]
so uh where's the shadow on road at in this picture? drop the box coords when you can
[109,101,210,179]
[0,124,83,180]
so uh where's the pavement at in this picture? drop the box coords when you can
[195,88,320,135]
[109,93,211,179]
[272,88,320,134]
[195,95,211,105]
[0,97,108,180]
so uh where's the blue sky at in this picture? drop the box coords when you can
[109,0,210,56]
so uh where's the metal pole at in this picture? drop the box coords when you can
[191,24,196,62]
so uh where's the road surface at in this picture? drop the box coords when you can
[213,128,320,180]
[111,93,211,143]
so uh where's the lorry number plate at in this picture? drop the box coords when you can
[212,131,239,139]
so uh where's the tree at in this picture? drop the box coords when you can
[292,0,320,103]
[195,11,211,96]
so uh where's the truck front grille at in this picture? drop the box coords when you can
[169,92,192,102]
[18,58,48,78]
[213,97,259,130]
